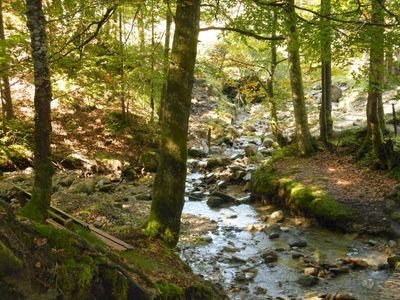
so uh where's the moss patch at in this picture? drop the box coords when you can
[252,166,353,231]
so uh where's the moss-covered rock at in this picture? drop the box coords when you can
[251,166,353,231]
[139,151,159,172]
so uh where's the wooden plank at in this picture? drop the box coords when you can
[14,184,134,251]
[50,205,134,250]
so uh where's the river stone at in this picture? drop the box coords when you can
[262,250,278,263]
[292,252,305,259]
[289,240,307,248]
[188,147,208,158]
[207,196,232,208]
[387,255,400,269]
[244,124,256,132]
[268,210,284,224]
[343,257,369,269]
[304,267,318,276]
[68,179,96,194]
[207,156,231,169]
[331,85,343,102]
[297,275,318,287]
[269,232,280,239]
[244,144,258,157]
[262,138,274,148]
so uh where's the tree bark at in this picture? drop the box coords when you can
[146,0,200,246]
[0,0,14,121]
[285,0,314,155]
[159,1,172,122]
[319,0,333,144]
[267,9,285,147]
[21,0,53,221]
[367,0,389,167]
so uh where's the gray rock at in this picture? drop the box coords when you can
[188,147,208,158]
[292,252,305,259]
[331,85,343,102]
[268,210,284,224]
[207,156,231,169]
[289,240,307,248]
[244,124,257,132]
[297,275,318,287]
[206,196,227,208]
[244,144,258,157]
[269,232,280,239]
[262,138,274,148]
[262,250,278,263]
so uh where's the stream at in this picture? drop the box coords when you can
[179,107,398,300]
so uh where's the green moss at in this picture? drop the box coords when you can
[251,166,277,195]
[119,250,156,272]
[0,240,22,276]
[252,166,353,229]
[155,281,184,300]
[72,225,108,252]
[99,267,129,300]
[56,257,97,298]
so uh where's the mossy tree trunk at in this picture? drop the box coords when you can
[366,0,392,168]
[21,0,53,221]
[146,0,200,246]
[319,0,333,144]
[0,0,14,122]
[267,9,285,147]
[285,0,314,155]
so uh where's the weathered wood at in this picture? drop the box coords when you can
[13,184,134,251]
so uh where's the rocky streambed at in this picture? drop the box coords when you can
[178,107,400,300]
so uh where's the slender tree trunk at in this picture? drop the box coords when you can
[21,0,53,221]
[119,8,126,119]
[285,0,314,155]
[319,0,333,143]
[146,0,200,246]
[150,1,155,123]
[268,9,285,147]
[159,1,172,122]
[367,0,390,166]
[0,0,14,121]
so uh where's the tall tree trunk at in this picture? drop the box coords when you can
[119,8,126,119]
[319,0,333,144]
[150,1,155,123]
[21,0,53,221]
[285,0,314,155]
[367,0,390,167]
[146,0,200,246]
[159,1,172,122]
[385,46,394,83]
[0,0,14,121]
[268,9,285,147]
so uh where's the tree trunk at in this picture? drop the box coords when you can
[268,9,285,147]
[21,0,53,221]
[367,0,390,167]
[319,0,333,144]
[150,1,155,123]
[119,8,126,119]
[159,1,172,122]
[285,0,314,155]
[146,0,200,246]
[0,0,14,121]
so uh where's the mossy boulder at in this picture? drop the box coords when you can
[251,166,353,231]
[0,144,33,171]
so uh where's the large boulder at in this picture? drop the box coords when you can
[331,85,343,102]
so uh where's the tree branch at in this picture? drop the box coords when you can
[199,26,285,40]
